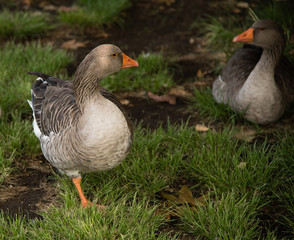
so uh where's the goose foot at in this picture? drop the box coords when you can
[72,177,106,210]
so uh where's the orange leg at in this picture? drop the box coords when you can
[72,177,106,210]
[72,177,90,208]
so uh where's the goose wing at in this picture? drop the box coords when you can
[28,72,81,137]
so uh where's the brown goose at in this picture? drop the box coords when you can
[28,44,138,208]
[212,19,294,124]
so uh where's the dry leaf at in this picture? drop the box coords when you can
[195,124,209,132]
[234,127,256,142]
[194,193,209,206]
[22,0,31,6]
[168,87,192,98]
[160,191,183,205]
[120,99,130,105]
[236,2,249,8]
[194,81,211,86]
[237,162,247,169]
[179,185,195,205]
[175,53,198,62]
[233,8,241,13]
[61,40,88,50]
[147,92,176,105]
[197,69,203,78]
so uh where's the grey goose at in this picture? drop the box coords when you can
[28,44,138,208]
[212,19,294,124]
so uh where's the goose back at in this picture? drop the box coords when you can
[28,72,133,138]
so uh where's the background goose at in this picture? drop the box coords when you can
[28,44,138,208]
[212,19,294,124]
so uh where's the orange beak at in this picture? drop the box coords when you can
[233,27,254,43]
[122,53,139,69]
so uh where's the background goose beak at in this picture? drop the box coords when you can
[233,27,254,43]
[122,53,139,69]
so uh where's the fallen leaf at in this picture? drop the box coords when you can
[179,185,195,205]
[194,193,209,206]
[237,162,247,169]
[21,0,31,6]
[168,86,192,98]
[197,69,203,78]
[120,99,130,105]
[147,92,176,105]
[160,191,183,205]
[194,81,211,86]
[236,2,249,8]
[174,53,198,62]
[189,38,195,44]
[195,124,209,132]
[61,40,88,50]
[234,127,256,142]
[233,8,241,13]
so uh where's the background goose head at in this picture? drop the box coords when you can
[74,44,138,83]
[233,19,285,49]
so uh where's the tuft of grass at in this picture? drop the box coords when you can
[59,0,131,29]
[190,88,246,124]
[0,9,52,40]
[180,191,262,239]
[102,52,175,94]
[196,15,243,58]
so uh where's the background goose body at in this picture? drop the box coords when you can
[212,20,294,124]
[28,44,138,208]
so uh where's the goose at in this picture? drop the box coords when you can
[212,19,294,124]
[28,44,139,208]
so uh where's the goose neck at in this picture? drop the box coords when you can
[257,43,284,71]
[73,69,103,108]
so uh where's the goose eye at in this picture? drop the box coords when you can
[259,27,265,31]
[112,53,117,57]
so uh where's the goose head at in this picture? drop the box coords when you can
[75,44,139,81]
[233,19,285,49]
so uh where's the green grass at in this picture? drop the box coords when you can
[59,0,131,28]
[180,191,262,239]
[102,52,175,94]
[0,9,52,40]
[0,42,73,184]
[190,88,247,125]
[1,123,293,238]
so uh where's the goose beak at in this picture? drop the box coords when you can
[122,53,139,69]
[233,27,254,43]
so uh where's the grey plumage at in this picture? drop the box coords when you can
[212,20,294,124]
[28,44,138,207]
